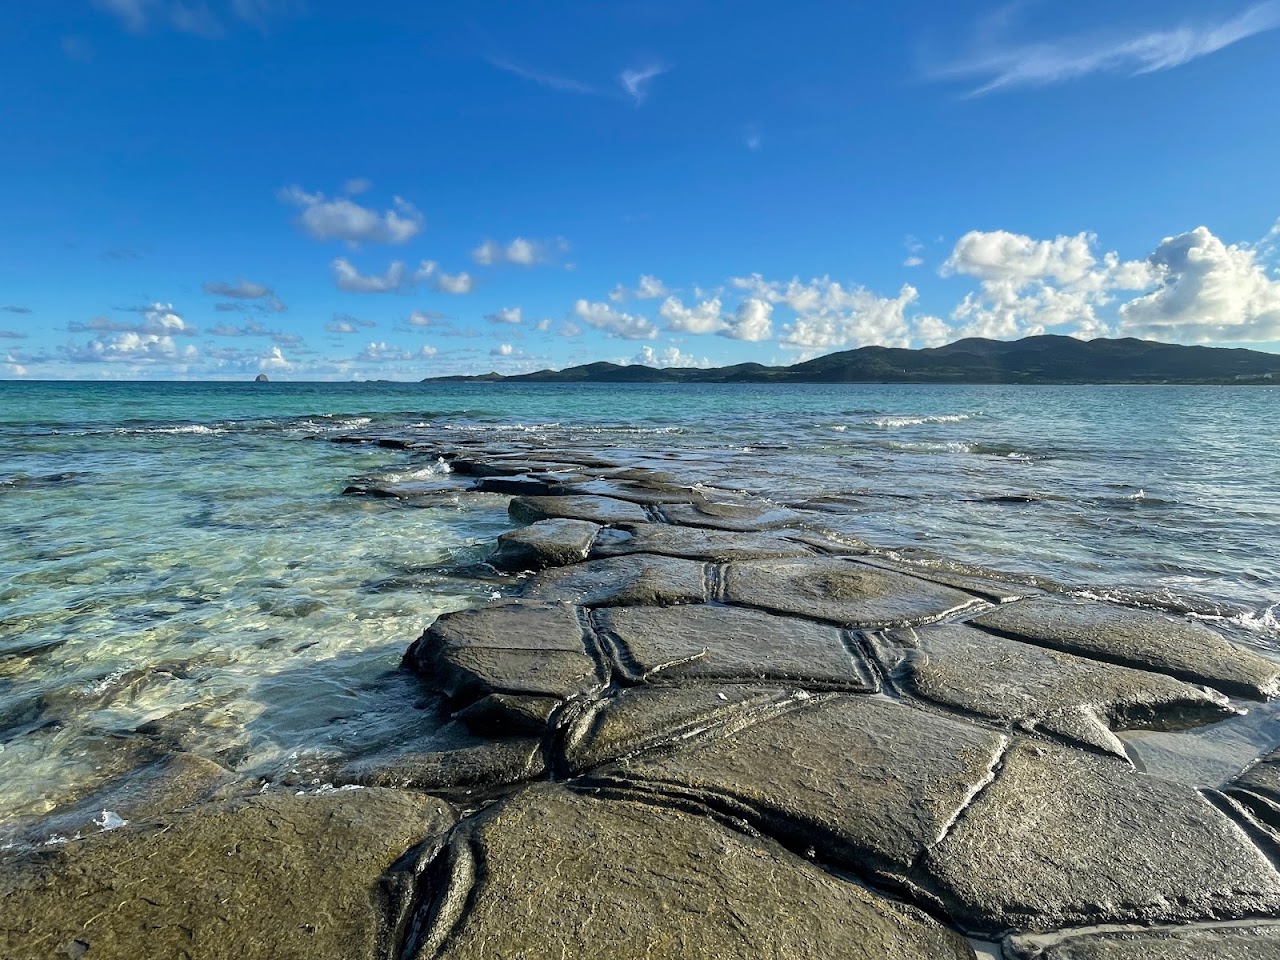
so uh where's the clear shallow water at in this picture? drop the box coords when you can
[1,380,1278,832]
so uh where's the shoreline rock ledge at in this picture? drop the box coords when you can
[4,438,1280,959]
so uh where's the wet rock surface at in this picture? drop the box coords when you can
[877,623,1237,756]
[7,438,1280,959]
[971,597,1280,699]
[412,784,975,960]
[0,789,455,960]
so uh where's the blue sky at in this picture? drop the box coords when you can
[3,0,1280,379]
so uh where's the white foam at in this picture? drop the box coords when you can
[871,413,978,428]
[94,809,128,831]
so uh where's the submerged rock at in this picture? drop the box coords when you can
[877,623,1237,757]
[0,789,455,960]
[971,597,1280,700]
[921,740,1280,936]
[411,784,975,960]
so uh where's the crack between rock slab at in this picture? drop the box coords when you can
[1203,788,1280,877]
[918,733,1013,858]
[1005,917,1280,958]
[399,831,483,960]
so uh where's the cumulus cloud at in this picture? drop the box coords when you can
[258,346,290,370]
[619,63,668,104]
[943,230,1154,339]
[486,307,523,325]
[658,296,725,335]
[62,332,198,364]
[932,2,1280,96]
[724,298,773,342]
[357,341,413,362]
[610,275,669,302]
[280,186,423,246]
[434,270,474,295]
[731,275,922,349]
[69,303,197,337]
[331,259,463,294]
[630,345,709,368]
[1118,226,1280,342]
[491,343,514,357]
[572,300,659,340]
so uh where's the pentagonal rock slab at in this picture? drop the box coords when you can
[971,598,1280,700]
[509,494,649,526]
[403,602,602,707]
[920,740,1280,936]
[522,554,708,607]
[878,624,1236,757]
[0,789,455,960]
[595,603,877,689]
[1006,922,1280,959]
[725,557,982,627]
[415,784,975,960]
[592,694,1007,879]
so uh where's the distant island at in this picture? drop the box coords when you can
[426,335,1280,385]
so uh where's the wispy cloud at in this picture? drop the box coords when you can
[619,63,668,104]
[488,57,599,95]
[931,1,1280,95]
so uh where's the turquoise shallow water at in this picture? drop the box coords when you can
[1,380,1278,831]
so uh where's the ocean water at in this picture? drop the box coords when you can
[2,380,1278,834]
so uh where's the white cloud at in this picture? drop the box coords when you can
[419,345,438,358]
[486,307,523,325]
[280,186,423,246]
[933,2,1280,96]
[407,310,448,327]
[610,274,669,302]
[731,274,922,349]
[659,296,725,334]
[491,343,514,357]
[904,256,924,268]
[631,345,708,368]
[357,341,412,362]
[434,270,473,295]
[619,63,668,104]
[63,332,198,364]
[332,258,410,293]
[572,300,658,340]
[489,57,598,95]
[915,315,953,348]
[724,298,773,342]
[1118,226,1280,342]
[533,317,552,333]
[258,346,290,370]
[943,230,1156,339]
[471,236,558,267]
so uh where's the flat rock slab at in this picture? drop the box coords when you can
[509,494,649,526]
[489,518,601,571]
[594,694,1007,878]
[879,624,1236,757]
[1007,922,1280,959]
[563,684,802,773]
[725,557,982,627]
[418,784,975,960]
[0,789,455,960]
[971,598,1280,700]
[560,477,706,505]
[596,603,877,689]
[591,522,816,562]
[921,740,1280,936]
[661,498,811,531]
[404,602,602,708]
[522,554,709,607]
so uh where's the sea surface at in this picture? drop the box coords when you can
[2,380,1278,838]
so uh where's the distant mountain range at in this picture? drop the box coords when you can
[426,336,1280,385]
